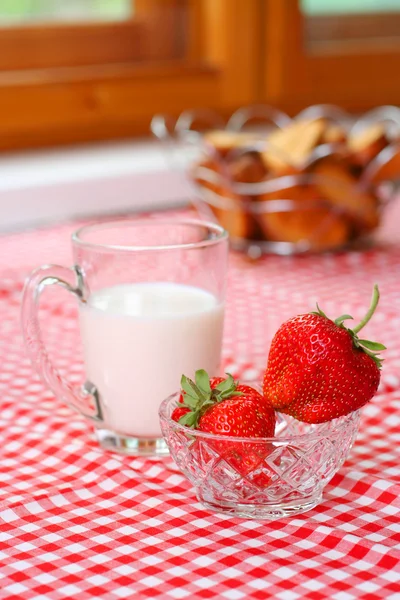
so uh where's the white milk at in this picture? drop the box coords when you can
[79,282,224,437]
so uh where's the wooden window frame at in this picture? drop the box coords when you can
[0,0,262,151]
[263,0,400,113]
[0,2,187,73]
[3,0,399,151]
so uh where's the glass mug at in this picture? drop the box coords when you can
[22,218,228,456]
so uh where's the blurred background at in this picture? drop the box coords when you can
[0,0,400,229]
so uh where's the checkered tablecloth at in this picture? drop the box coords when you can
[1,204,400,600]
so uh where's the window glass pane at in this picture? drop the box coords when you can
[301,0,400,44]
[302,0,400,15]
[0,0,133,27]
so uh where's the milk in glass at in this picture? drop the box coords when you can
[79,282,224,437]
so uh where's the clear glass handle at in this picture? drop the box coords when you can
[21,264,103,422]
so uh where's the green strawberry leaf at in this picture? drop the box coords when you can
[311,303,328,319]
[335,314,354,326]
[358,340,387,352]
[180,375,203,401]
[195,369,211,394]
[215,373,235,394]
[182,395,198,409]
[201,400,215,409]
[178,410,198,428]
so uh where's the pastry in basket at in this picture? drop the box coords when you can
[227,152,267,184]
[210,188,257,241]
[347,123,389,168]
[311,159,380,233]
[192,151,265,240]
[203,130,260,158]
[321,124,347,145]
[256,184,350,252]
[262,118,327,175]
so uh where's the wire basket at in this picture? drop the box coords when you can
[151,104,400,255]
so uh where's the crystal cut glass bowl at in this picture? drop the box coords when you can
[159,388,361,520]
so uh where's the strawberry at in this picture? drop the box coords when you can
[171,405,191,422]
[198,385,275,437]
[172,370,275,437]
[172,370,276,478]
[263,285,385,424]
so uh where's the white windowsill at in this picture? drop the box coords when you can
[0,139,190,232]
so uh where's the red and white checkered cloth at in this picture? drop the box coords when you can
[1,204,400,600]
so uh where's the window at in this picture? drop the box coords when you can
[263,0,400,112]
[303,0,400,44]
[0,0,400,151]
[0,1,189,69]
[0,0,262,150]
[0,1,132,25]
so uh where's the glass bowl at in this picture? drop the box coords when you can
[159,388,361,520]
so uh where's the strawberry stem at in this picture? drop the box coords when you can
[352,284,380,334]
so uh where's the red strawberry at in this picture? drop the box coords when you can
[198,384,275,437]
[171,405,191,422]
[173,370,275,437]
[198,383,276,478]
[263,285,385,424]
[172,370,276,478]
